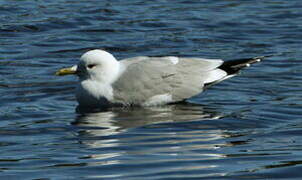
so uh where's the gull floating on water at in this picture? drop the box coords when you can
[56,49,264,107]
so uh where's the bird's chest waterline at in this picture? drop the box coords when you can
[76,80,113,106]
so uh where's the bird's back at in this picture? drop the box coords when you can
[111,56,225,106]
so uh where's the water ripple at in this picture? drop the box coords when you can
[1,0,302,179]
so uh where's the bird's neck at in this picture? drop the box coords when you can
[98,60,122,85]
[77,79,114,104]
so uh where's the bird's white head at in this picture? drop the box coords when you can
[76,49,121,84]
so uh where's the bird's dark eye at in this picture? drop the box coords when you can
[87,64,96,69]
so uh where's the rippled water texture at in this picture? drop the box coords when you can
[1,0,302,179]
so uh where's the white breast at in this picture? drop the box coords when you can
[76,79,114,107]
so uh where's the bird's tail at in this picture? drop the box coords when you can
[204,54,274,88]
[218,55,273,75]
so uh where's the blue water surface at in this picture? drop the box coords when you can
[1,0,302,179]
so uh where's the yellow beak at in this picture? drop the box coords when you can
[55,65,78,76]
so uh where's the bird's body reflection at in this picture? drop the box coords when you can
[73,104,223,135]
[72,104,228,150]
[70,104,258,178]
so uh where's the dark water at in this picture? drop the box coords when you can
[1,0,302,179]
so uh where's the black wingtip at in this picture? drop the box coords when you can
[219,54,273,75]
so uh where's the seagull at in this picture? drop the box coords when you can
[56,49,265,107]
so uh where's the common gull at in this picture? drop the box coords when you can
[56,49,265,107]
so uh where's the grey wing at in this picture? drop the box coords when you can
[176,57,226,84]
[112,57,175,105]
[112,56,226,105]
[172,57,226,101]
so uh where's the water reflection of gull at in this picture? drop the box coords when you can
[73,104,223,136]
[71,105,241,178]
[72,104,225,151]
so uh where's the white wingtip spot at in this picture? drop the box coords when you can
[246,63,250,67]
[256,59,261,62]
[168,57,179,65]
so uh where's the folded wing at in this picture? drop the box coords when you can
[112,56,226,105]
